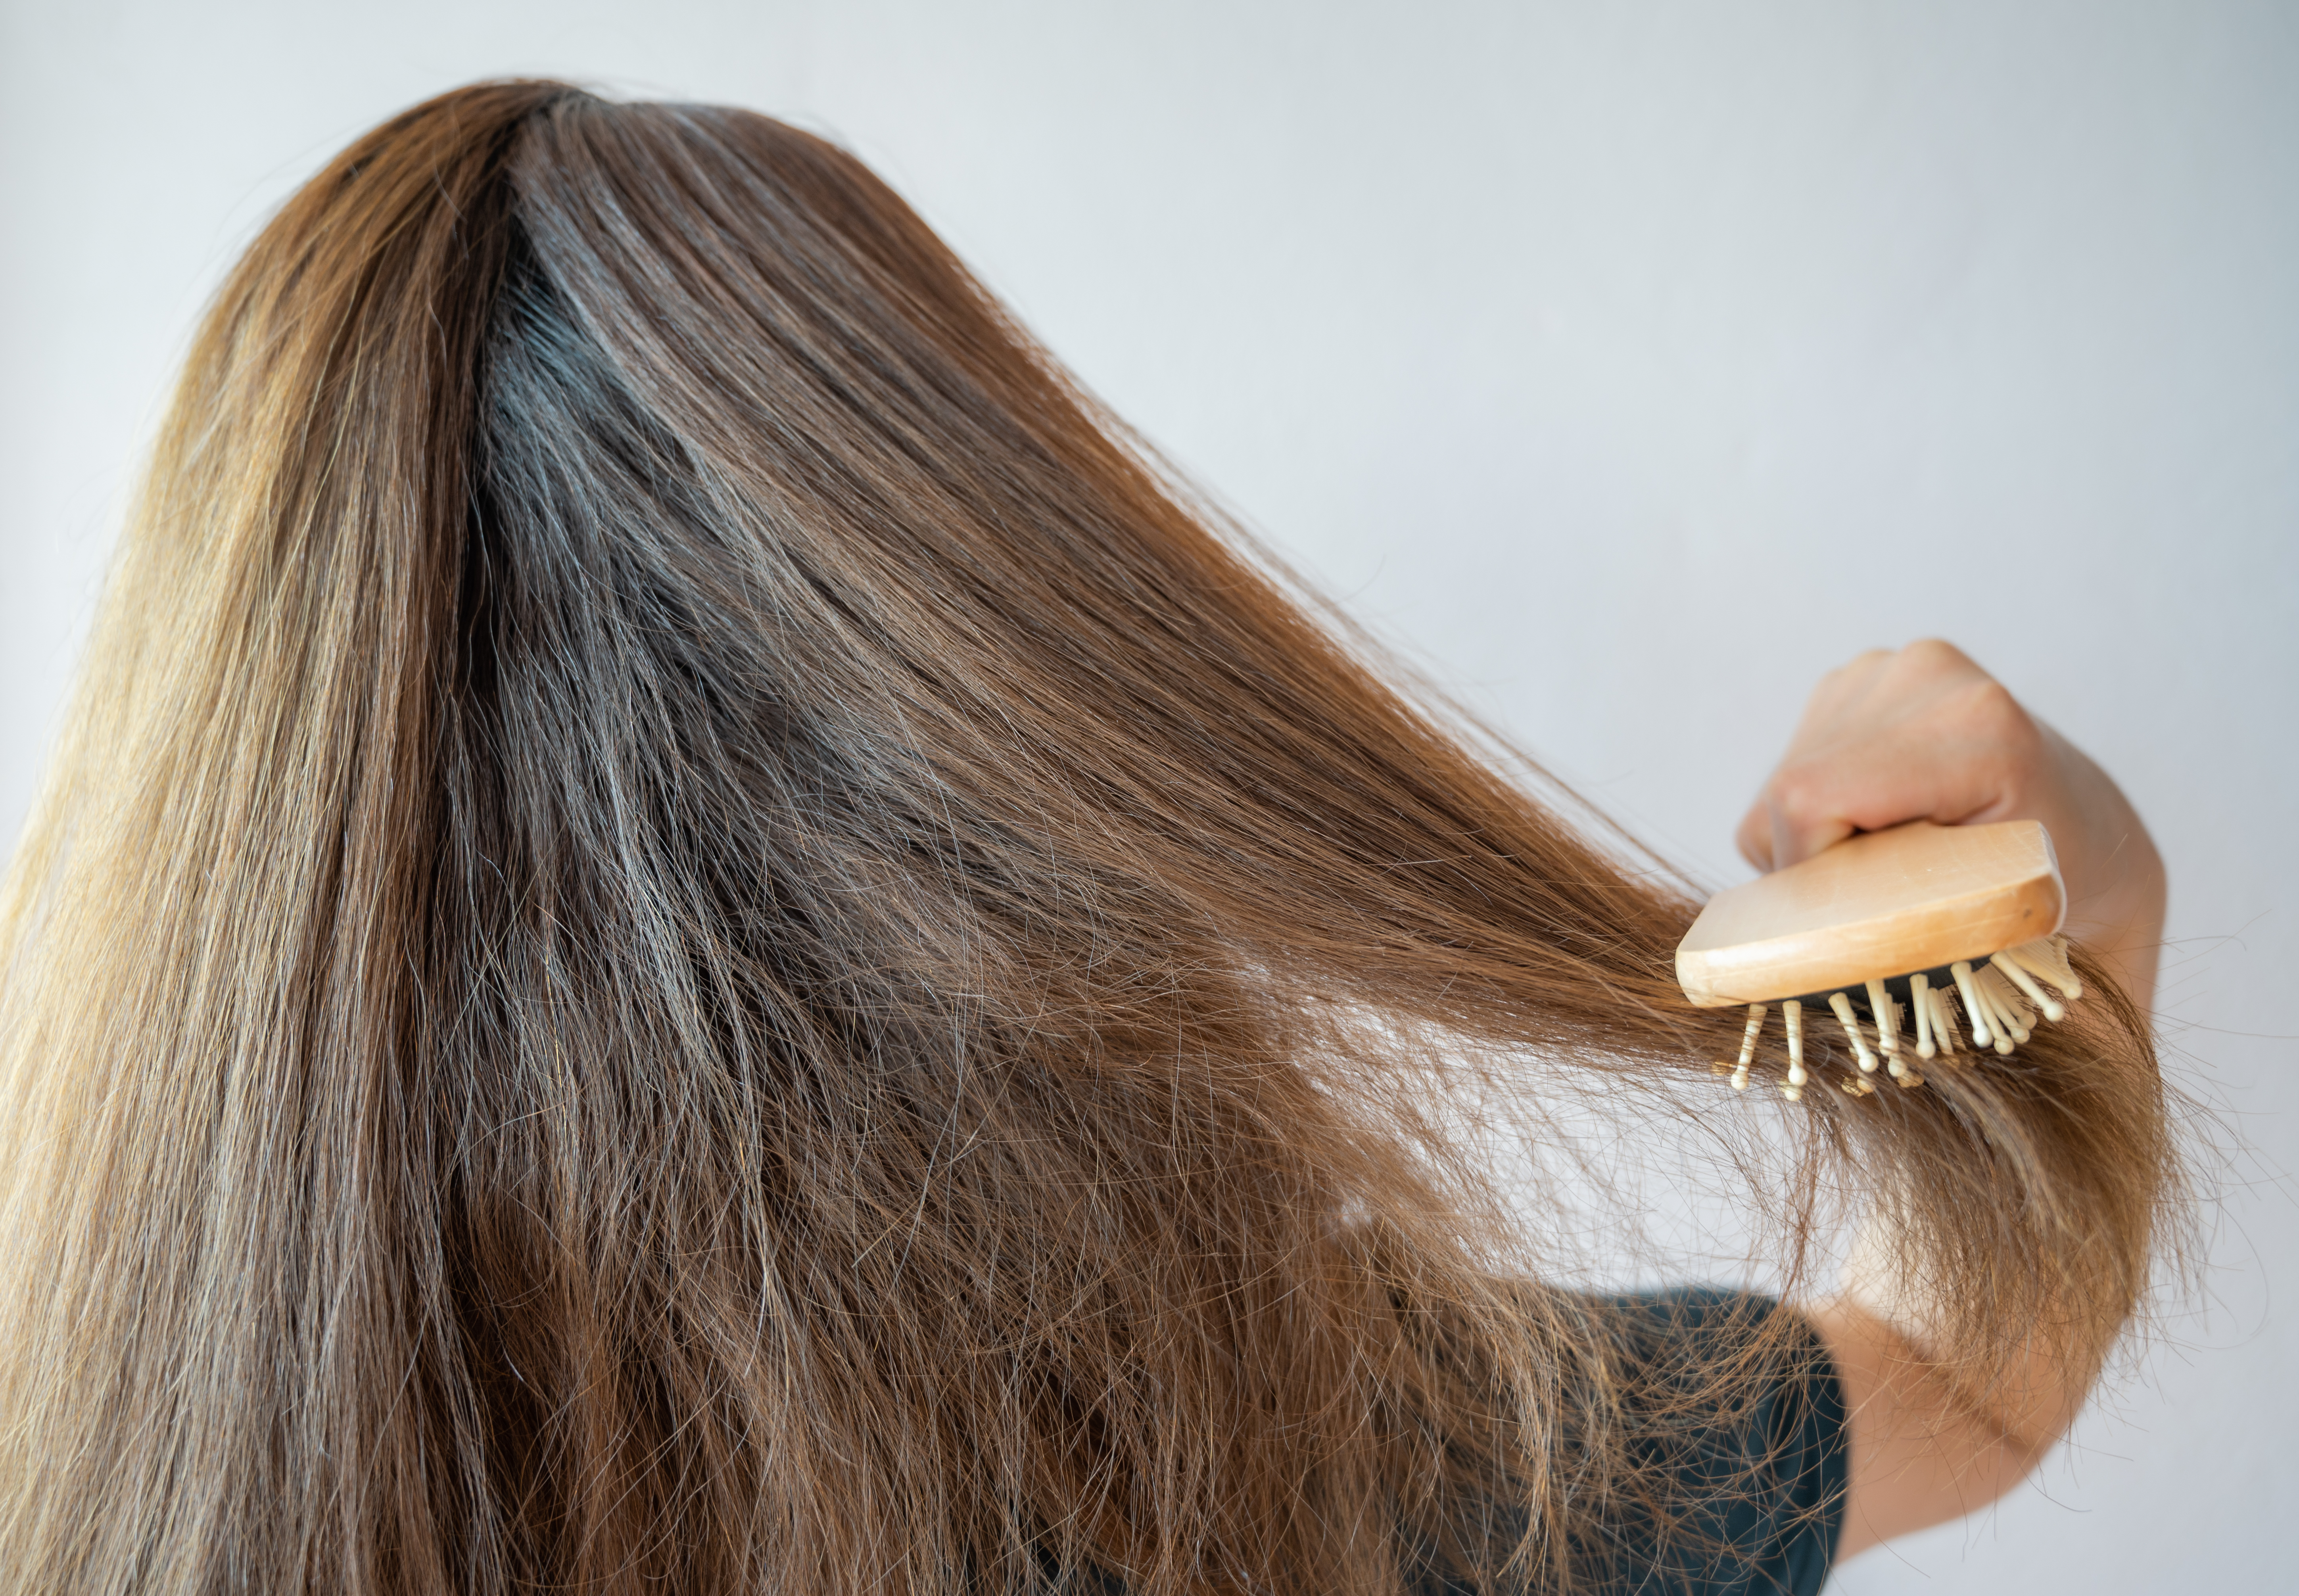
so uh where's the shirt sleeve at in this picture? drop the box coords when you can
[1409,1287,1848,1596]
[1568,1288,1849,1596]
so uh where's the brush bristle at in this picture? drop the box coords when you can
[1711,935,2082,1099]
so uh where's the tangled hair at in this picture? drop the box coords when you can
[0,83,2173,1594]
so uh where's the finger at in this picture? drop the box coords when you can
[1735,800,1776,872]
[1740,649,1898,871]
[1737,642,2036,877]
[1761,720,2028,867]
[1769,794,1859,872]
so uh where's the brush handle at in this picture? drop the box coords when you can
[1675,820,2064,1007]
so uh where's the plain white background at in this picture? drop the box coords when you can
[3,2,2293,1589]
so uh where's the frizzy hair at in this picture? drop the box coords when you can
[0,82,2172,1594]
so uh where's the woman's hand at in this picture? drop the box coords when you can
[1735,639,2166,1010]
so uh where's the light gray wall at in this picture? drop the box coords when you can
[3,2,2291,1588]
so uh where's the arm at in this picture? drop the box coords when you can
[1733,639,2167,1560]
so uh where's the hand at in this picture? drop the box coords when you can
[1735,639,2166,1010]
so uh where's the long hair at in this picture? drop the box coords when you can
[0,82,2172,1594]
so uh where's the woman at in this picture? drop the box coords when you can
[0,82,2171,1594]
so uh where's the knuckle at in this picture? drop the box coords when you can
[1818,648,1890,696]
[1899,637,1975,679]
[1767,764,1830,825]
[1959,676,2033,739]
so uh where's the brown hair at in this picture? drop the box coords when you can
[0,82,2173,1594]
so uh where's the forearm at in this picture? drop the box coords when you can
[1809,1294,2054,1561]
[1818,1182,2130,1556]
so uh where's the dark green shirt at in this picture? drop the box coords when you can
[1059,1287,1845,1596]
[1417,1288,1848,1596]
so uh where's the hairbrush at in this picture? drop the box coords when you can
[1677,820,2085,1100]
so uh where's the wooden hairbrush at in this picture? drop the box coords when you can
[1677,820,2085,1100]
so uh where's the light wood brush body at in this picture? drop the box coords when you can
[1678,820,2086,1099]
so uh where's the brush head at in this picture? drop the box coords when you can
[1675,819,2065,1009]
